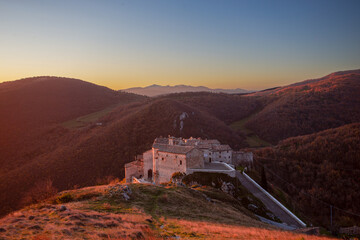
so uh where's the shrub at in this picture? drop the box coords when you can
[20,179,58,206]
[171,172,186,183]
[236,166,245,173]
[76,192,101,201]
[55,192,74,204]
[96,175,119,185]
[171,172,185,179]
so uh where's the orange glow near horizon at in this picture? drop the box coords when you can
[1,1,359,91]
[1,66,357,91]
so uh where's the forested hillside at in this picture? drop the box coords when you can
[255,123,360,227]
[159,92,263,124]
[0,98,244,216]
[0,76,145,172]
[245,70,360,143]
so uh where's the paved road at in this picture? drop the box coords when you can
[256,215,297,230]
[236,171,304,229]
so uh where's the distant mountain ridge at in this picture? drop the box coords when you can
[122,84,252,97]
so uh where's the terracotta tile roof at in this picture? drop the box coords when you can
[153,143,195,154]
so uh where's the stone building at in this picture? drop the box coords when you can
[125,136,252,184]
[232,151,254,170]
[183,138,233,164]
[124,155,144,183]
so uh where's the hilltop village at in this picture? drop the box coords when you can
[125,136,253,184]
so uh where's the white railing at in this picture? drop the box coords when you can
[187,162,236,177]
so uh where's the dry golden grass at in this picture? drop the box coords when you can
[159,218,334,240]
[0,201,156,240]
[0,183,335,239]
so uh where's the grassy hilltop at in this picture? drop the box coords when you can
[0,178,333,240]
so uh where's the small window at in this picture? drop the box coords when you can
[180,160,182,165]
[162,157,164,160]
[229,156,230,159]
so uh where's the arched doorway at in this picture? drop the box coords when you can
[148,169,153,180]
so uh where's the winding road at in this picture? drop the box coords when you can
[236,171,305,229]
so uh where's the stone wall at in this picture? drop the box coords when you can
[143,149,153,181]
[124,159,144,183]
[202,149,211,163]
[210,150,233,164]
[232,151,253,168]
[154,150,187,184]
[186,148,204,168]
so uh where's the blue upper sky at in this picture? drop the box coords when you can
[0,0,359,89]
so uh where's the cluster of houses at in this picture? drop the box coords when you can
[125,136,253,184]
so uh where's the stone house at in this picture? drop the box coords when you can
[232,151,254,170]
[125,136,251,184]
[151,143,204,183]
[124,155,144,183]
[182,138,233,164]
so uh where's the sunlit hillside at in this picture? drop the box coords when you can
[245,70,360,143]
[0,182,332,239]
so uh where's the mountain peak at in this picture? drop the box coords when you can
[147,84,161,88]
[122,84,251,97]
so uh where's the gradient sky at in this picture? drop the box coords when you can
[1,0,359,90]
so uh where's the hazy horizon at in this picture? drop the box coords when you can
[3,68,359,92]
[1,0,360,90]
